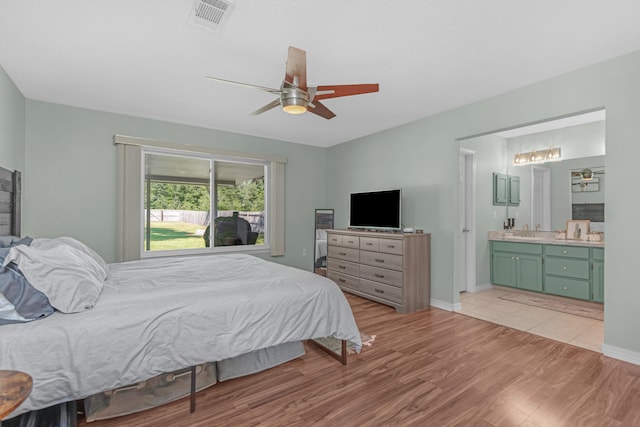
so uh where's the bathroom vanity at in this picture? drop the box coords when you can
[489,231,604,303]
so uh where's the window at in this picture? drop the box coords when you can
[115,135,286,261]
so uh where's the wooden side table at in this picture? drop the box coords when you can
[0,370,33,421]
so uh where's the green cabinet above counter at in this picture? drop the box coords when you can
[493,173,520,206]
[490,241,604,303]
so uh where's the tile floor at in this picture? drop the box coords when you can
[457,287,604,353]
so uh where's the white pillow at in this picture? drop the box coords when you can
[3,241,106,313]
[32,237,109,279]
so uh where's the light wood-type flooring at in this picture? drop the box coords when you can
[78,293,640,426]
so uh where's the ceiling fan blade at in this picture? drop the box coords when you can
[251,99,281,116]
[307,100,336,120]
[284,46,307,91]
[312,83,379,101]
[205,76,282,95]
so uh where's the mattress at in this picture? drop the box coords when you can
[0,254,361,417]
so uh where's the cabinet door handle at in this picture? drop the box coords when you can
[563,266,568,270]
[515,257,520,260]
[374,288,385,294]
[563,286,568,290]
[338,278,346,283]
[563,250,568,254]
[375,258,385,263]
[374,273,385,278]
[512,256,516,260]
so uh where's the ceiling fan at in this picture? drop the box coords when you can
[205,46,379,119]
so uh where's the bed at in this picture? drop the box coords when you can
[0,166,361,421]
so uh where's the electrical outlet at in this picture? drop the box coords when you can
[302,249,308,256]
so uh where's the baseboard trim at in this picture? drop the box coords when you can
[602,344,640,366]
[431,298,456,312]
[473,283,493,292]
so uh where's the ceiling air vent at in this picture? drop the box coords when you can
[189,0,235,33]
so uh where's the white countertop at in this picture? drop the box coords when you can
[488,230,605,248]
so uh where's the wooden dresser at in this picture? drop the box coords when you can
[326,229,430,314]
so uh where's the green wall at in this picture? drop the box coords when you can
[328,50,640,356]
[23,101,327,269]
[0,66,25,171]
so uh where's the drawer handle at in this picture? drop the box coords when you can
[347,240,355,243]
[387,245,395,249]
[366,242,373,246]
[338,278,346,283]
[375,258,385,263]
[563,286,568,290]
[563,266,568,270]
[374,273,385,278]
[512,256,515,260]
[339,265,346,269]
[563,250,568,254]
[374,288,385,294]
[339,252,347,256]
[331,238,338,242]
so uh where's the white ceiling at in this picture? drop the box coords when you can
[1,1,639,148]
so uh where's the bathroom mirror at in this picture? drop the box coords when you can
[503,114,605,231]
[313,209,334,275]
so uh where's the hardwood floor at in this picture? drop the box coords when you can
[78,294,640,426]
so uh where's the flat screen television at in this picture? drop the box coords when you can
[349,189,402,231]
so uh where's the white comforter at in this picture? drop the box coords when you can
[0,254,361,416]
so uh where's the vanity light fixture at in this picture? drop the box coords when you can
[513,147,561,165]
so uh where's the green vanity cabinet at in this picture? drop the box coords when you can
[493,173,508,205]
[592,248,605,303]
[493,173,520,206]
[544,245,591,300]
[490,241,604,303]
[508,176,520,206]
[491,241,543,291]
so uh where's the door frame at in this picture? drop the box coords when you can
[459,148,477,293]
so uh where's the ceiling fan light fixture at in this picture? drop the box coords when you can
[281,88,309,115]
[282,100,307,115]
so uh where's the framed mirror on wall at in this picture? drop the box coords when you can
[313,209,334,275]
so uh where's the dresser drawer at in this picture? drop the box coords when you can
[327,258,359,277]
[545,276,590,300]
[545,258,590,279]
[327,271,360,292]
[327,234,342,246]
[360,250,403,272]
[360,237,379,251]
[328,246,359,263]
[360,278,403,304]
[360,265,403,288]
[341,235,360,248]
[545,245,589,259]
[378,238,403,255]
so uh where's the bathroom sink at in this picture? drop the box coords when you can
[503,235,545,241]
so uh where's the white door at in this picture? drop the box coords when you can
[458,149,476,293]
[531,166,551,230]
